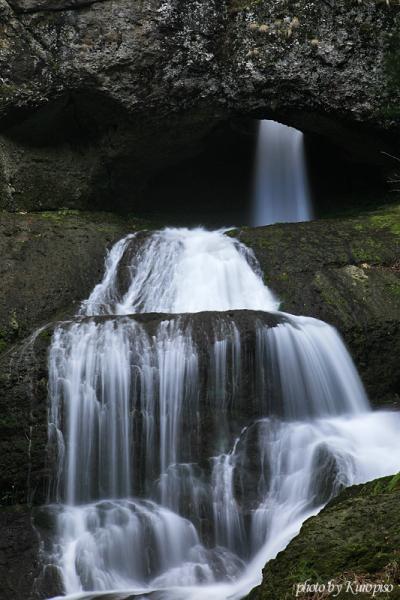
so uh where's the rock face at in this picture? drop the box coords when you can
[7,0,101,9]
[0,507,42,600]
[248,473,400,600]
[0,211,146,351]
[0,0,399,211]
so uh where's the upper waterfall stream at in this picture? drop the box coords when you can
[45,228,400,600]
[81,228,278,316]
[252,120,312,226]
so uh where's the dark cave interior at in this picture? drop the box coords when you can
[138,118,391,228]
[1,93,395,222]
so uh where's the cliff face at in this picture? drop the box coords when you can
[0,0,399,211]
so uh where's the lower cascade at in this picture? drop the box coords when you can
[43,228,400,600]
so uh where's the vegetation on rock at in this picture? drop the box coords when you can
[247,474,400,599]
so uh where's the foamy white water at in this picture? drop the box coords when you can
[45,228,400,600]
[252,120,312,226]
[82,228,279,315]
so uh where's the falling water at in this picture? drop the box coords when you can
[44,228,400,600]
[252,120,312,226]
[81,228,278,316]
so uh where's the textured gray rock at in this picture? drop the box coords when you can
[0,0,399,211]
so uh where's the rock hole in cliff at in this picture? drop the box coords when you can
[138,118,390,227]
[1,94,391,220]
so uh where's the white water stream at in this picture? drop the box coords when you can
[252,120,312,226]
[46,228,400,600]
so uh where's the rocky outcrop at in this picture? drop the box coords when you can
[0,210,147,352]
[233,203,400,406]
[247,473,400,600]
[0,0,399,211]
[0,326,50,507]
[7,0,102,10]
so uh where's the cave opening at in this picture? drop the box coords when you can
[1,94,393,221]
[138,118,391,228]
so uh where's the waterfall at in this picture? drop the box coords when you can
[45,228,400,600]
[252,120,312,226]
[81,228,278,316]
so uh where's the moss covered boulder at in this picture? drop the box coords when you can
[248,474,400,600]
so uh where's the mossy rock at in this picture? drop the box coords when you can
[248,474,400,600]
[0,209,150,355]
